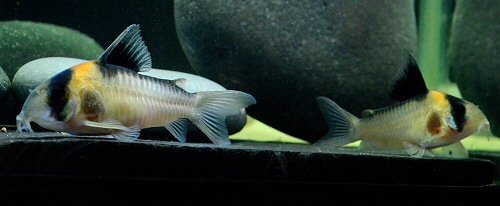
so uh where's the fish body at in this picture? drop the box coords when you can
[316,56,490,157]
[16,25,256,144]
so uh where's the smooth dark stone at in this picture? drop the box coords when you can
[175,0,418,141]
[448,0,500,135]
[0,0,192,73]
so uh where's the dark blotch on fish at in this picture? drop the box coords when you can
[48,68,72,121]
[447,94,466,132]
[82,89,105,116]
[427,111,442,135]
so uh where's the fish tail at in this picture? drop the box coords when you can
[314,96,360,147]
[191,90,256,145]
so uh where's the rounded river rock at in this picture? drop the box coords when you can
[0,66,10,103]
[0,20,104,79]
[175,0,418,141]
[448,0,500,136]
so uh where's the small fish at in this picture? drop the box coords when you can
[16,24,256,144]
[315,55,491,157]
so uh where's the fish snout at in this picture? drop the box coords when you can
[16,113,34,133]
[477,120,493,139]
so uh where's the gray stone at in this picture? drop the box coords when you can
[12,57,247,136]
[12,57,86,102]
[175,0,418,141]
[0,66,10,103]
[0,20,104,79]
[448,0,500,136]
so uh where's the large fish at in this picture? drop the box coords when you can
[16,24,256,145]
[315,56,491,157]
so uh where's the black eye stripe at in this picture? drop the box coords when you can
[49,86,65,99]
[48,69,73,121]
[446,94,466,132]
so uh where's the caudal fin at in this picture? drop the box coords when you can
[315,96,360,147]
[192,91,256,145]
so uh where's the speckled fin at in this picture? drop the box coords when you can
[192,91,256,145]
[389,55,429,101]
[97,24,152,72]
[314,96,360,147]
[164,118,188,143]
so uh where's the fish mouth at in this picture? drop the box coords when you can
[476,120,493,139]
[16,113,34,133]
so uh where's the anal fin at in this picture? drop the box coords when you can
[164,118,188,142]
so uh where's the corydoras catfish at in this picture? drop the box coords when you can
[315,56,491,157]
[16,24,256,145]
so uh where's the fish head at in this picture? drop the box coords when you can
[16,69,79,133]
[461,101,491,138]
[445,99,491,141]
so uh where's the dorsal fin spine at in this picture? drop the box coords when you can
[97,24,152,72]
[389,54,429,101]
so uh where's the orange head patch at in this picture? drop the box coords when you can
[69,61,101,91]
[428,91,450,110]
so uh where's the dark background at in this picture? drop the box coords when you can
[0,0,192,73]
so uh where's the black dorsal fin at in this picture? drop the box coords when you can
[97,24,152,72]
[389,55,429,101]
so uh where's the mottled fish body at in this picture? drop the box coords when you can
[316,56,490,157]
[16,25,256,144]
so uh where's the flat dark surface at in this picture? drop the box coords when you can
[0,132,498,205]
[0,175,498,205]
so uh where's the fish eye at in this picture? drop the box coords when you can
[448,116,458,131]
[448,115,469,132]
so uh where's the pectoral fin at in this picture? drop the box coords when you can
[82,119,129,130]
[81,120,140,141]
[404,137,434,158]
[404,142,425,158]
